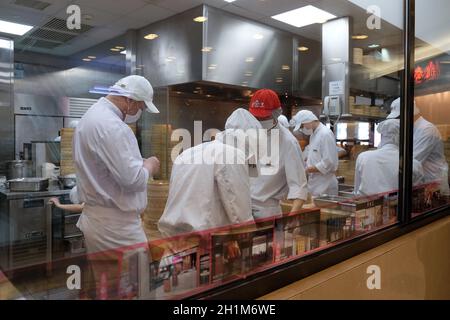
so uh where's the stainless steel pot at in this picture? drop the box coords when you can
[6,160,33,180]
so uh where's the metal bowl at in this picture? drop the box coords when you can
[58,175,77,189]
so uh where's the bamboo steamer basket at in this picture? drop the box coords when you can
[143,180,170,230]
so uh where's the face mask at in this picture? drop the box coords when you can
[272,108,282,120]
[300,127,314,136]
[124,99,143,124]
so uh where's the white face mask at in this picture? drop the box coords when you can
[300,127,313,136]
[124,100,143,124]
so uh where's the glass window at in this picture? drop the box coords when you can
[412,0,450,217]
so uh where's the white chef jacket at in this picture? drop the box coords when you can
[250,124,308,219]
[413,117,448,186]
[306,123,339,197]
[157,140,254,237]
[73,97,149,253]
[354,144,424,196]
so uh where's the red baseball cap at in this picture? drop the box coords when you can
[249,89,281,118]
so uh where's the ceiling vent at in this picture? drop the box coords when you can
[12,0,51,11]
[18,18,93,50]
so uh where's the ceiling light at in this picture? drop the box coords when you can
[110,48,120,52]
[82,58,92,62]
[115,46,125,50]
[0,39,12,49]
[87,56,96,59]
[297,46,309,52]
[224,0,236,3]
[0,19,33,36]
[271,5,336,28]
[120,50,126,55]
[368,44,380,48]
[193,16,208,23]
[201,47,213,52]
[144,33,159,40]
[253,33,264,40]
[352,34,369,40]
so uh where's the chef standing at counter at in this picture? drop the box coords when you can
[291,110,339,198]
[248,89,308,218]
[158,108,259,237]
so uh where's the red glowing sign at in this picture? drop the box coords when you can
[415,61,441,85]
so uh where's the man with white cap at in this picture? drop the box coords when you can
[248,89,308,218]
[73,75,160,298]
[291,110,339,197]
[388,98,448,190]
[158,108,259,236]
[354,119,424,196]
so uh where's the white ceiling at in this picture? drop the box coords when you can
[0,0,440,59]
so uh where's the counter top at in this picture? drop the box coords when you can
[0,187,71,200]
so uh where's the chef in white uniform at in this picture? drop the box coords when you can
[158,108,259,237]
[355,119,424,196]
[248,89,308,219]
[291,110,339,197]
[387,98,448,194]
[277,115,290,128]
[74,75,160,254]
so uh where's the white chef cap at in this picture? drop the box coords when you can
[291,110,319,132]
[377,119,400,147]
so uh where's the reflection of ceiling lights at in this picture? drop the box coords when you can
[331,58,342,62]
[120,50,126,55]
[0,19,33,36]
[206,94,212,98]
[297,46,309,52]
[352,34,369,40]
[82,58,91,62]
[193,16,208,23]
[87,56,96,59]
[276,77,283,83]
[245,57,254,63]
[271,5,336,28]
[244,72,253,76]
[253,33,264,40]
[282,65,290,70]
[208,64,217,70]
[224,0,236,3]
[144,33,159,40]
[193,90,199,94]
[201,47,213,52]
[110,48,120,52]
[115,46,125,50]
[368,44,380,48]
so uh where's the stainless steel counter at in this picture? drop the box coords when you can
[0,187,71,200]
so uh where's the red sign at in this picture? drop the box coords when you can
[414,61,441,85]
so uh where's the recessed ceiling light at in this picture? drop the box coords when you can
[82,58,92,62]
[368,44,380,48]
[0,19,33,36]
[115,46,125,50]
[87,56,96,59]
[352,34,369,40]
[193,16,208,23]
[110,48,120,52]
[297,46,309,52]
[224,0,236,3]
[144,33,159,40]
[253,33,264,40]
[201,47,213,52]
[271,5,336,28]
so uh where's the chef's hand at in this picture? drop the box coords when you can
[306,166,319,174]
[144,156,160,176]
[48,197,60,206]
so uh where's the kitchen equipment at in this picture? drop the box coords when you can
[0,176,7,188]
[6,160,33,180]
[32,142,61,177]
[0,196,52,272]
[41,162,56,179]
[58,174,77,189]
[8,178,49,192]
